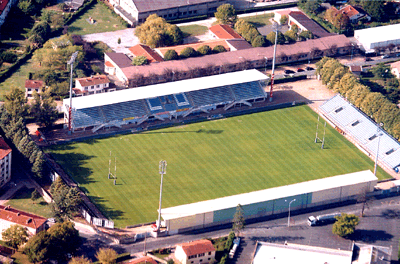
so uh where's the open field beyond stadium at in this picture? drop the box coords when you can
[47,105,390,227]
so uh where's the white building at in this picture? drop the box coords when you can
[0,205,46,239]
[391,61,400,79]
[175,239,216,264]
[0,138,11,188]
[74,75,110,95]
[354,24,400,52]
[25,80,44,99]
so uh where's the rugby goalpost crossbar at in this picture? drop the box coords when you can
[314,116,326,149]
[108,151,117,185]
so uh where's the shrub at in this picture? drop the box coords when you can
[0,52,18,63]
[164,49,179,61]
[132,56,148,66]
[180,47,197,58]
[197,45,212,55]
[213,45,226,53]
[251,35,267,47]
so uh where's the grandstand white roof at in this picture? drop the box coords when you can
[64,70,268,110]
[161,170,377,220]
[319,94,400,170]
[354,23,400,51]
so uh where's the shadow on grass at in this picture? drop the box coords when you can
[143,129,224,135]
[67,26,83,34]
[349,229,393,243]
[88,195,125,222]
[9,186,33,200]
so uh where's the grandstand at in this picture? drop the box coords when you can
[319,94,400,173]
[63,70,269,132]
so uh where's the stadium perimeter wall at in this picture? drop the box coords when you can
[162,171,377,234]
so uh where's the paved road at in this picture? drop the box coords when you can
[78,194,400,263]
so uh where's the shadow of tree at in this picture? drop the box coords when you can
[349,229,393,243]
[381,209,400,219]
[142,129,224,135]
[88,195,125,222]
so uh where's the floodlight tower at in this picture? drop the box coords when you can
[269,23,280,102]
[67,51,79,133]
[157,160,167,232]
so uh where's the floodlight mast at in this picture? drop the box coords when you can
[270,23,279,102]
[67,51,79,133]
[157,160,167,232]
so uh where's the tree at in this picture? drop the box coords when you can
[298,30,314,41]
[266,31,285,45]
[70,256,92,264]
[180,47,197,58]
[96,248,117,264]
[197,45,212,55]
[302,0,322,15]
[251,35,267,47]
[243,28,260,43]
[360,92,386,116]
[215,4,237,25]
[30,89,58,128]
[1,225,29,249]
[333,13,349,31]
[31,189,41,202]
[164,49,179,61]
[357,187,375,217]
[18,0,35,15]
[280,15,288,25]
[284,30,297,44]
[213,45,227,53]
[232,204,245,236]
[47,221,81,260]
[135,14,183,48]
[362,0,385,21]
[50,177,82,220]
[4,87,28,119]
[132,56,148,66]
[29,22,51,46]
[332,213,359,237]
[24,231,50,263]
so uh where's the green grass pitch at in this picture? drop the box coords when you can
[47,105,390,227]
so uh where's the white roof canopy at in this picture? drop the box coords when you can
[161,170,377,220]
[64,69,268,110]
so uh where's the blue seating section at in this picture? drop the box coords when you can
[72,81,266,129]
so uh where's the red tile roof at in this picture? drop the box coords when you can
[0,138,11,160]
[129,44,164,63]
[105,61,114,67]
[0,0,9,14]
[179,239,215,257]
[0,205,46,230]
[25,80,44,89]
[209,24,242,39]
[76,75,110,87]
[340,5,360,18]
[275,9,292,17]
[156,39,230,57]
[126,256,157,264]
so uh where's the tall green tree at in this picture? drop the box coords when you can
[215,4,237,25]
[266,31,285,45]
[332,213,359,237]
[50,177,82,220]
[69,256,92,264]
[47,221,81,260]
[362,0,385,21]
[30,89,58,128]
[1,225,29,249]
[4,87,28,119]
[24,231,50,263]
[232,204,245,236]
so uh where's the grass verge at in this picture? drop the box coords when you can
[6,187,53,218]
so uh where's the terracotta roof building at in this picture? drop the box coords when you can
[113,34,350,87]
[209,24,242,39]
[0,138,11,189]
[335,5,370,23]
[125,256,157,264]
[25,80,44,98]
[129,44,164,63]
[75,75,110,95]
[175,239,216,264]
[288,11,333,38]
[0,205,46,239]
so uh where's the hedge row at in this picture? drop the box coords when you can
[316,57,400,139]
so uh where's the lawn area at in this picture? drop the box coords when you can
[67,2,127,35]
[47,105,389,227]
[242,13,274,27]
[179,25,209,38]
[0,57,38,100]
[6,187,53,218]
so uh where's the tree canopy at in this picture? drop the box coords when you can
[132,56,148,66]
[30,88,58,128]
[232,204,245,236]
[4,87,28,119]
[135,14,183,48]
[164,49,179,61]
[50,177,82,221]
[1,225,29,249]
[96,248,118,264]
[215,4,237,25]
[266,31,285,45]
[332,213,359,237]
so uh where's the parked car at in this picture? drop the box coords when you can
[364,57,373,61]
[284,69,295,74]
[305,66,314,71]
[381,54,389,59]
[297,68,304,72]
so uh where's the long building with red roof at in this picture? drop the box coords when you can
[0,138,11,188]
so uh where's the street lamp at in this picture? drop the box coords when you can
[285,199,296,227]
[374,123,384,176]
[67,51,79,134]
[270,23,280,102]
[157,160,167,232]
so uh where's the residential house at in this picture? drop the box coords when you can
[288,11,334,38]
[0,138,11,189]
[128,44,164,63]
[75,75,110,95]
[225,39,253,51]
[105,34,350,87]
[175,239,216,264]
[125,256,157,264]
[0,205,46,239]
[110,0,227,26]
[274,9,292,24]
[391,60,400,79]
[104,52,133,84]
[329,5,370,23]
[349,65,363,76]
[209,24,242,40]
[25,80,44,98]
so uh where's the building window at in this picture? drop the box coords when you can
[198,253,205,257]
[96,85,100,88]
[28,88,31,91]
[208,258,211,260]
[208,252,211,255]
[168,14,172,17]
